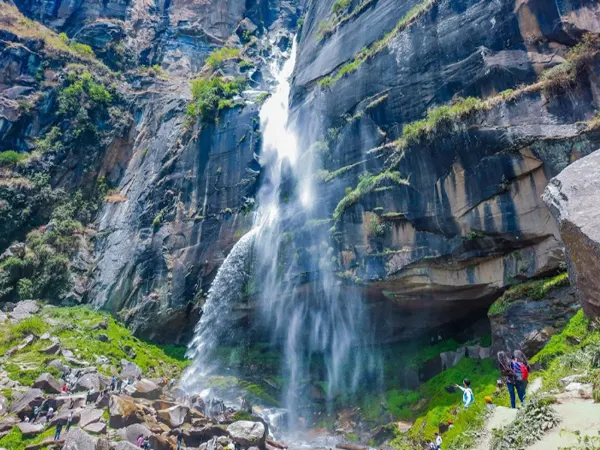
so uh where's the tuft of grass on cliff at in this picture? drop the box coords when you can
[0,305,189,386]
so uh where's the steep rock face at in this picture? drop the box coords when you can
[281,0,600,339]
[543,149,600,317]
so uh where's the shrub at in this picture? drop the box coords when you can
[205,47,241,69]
[69,41,95,57]
[0,150,28,167]
[187,76,245,122]
[364,213,386,238]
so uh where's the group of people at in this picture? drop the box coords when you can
[427,349,531,449]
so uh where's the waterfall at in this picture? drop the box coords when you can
[183,40,380,429]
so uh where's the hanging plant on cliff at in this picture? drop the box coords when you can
[186,76,245,124]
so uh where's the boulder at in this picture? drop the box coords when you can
[55,394,86,410]
[0,394,8,416]
[84,422,107,434]
[33,373,63,394]
[5,335,35,357]
[226,421,265,447]
[80,408,104,428]
[120,360,142,379]
[40,342,61,354]
[74,373,103,392]
[108,395,141,428]
[63,427,103,450]
[157,405,190,428]
[96,333,109,342]
[0,310,7,324]
[131,379,161,400]
[118,423,151,444]
[114,442,140,450]
[9,300,39,322]
[9,388,44,418]
[50,409,80,426]
[185,425,229,447]
[0,416,19,432]
[543,149,600,317]
[48,359,71,374]
[17,422,44,437]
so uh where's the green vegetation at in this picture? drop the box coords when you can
[69,40,95,57]
[318,0,376,40]
[319,0,436,86]
[187,76,245,123]
[256,92,270,104]
[232,410,253,421]
[488,272,569,316]
[364,212,386,238]
[316,160,365,183]
[333,171,409,221]
[205,47,241,69]
[0,150,28,167]
[0,305,188,384]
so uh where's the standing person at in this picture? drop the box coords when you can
[46,407,54,423]
[177,429,183,450]
[66,412,73,431]
[435,432,442,449]
[54,423,63,440]
[498,351,520,408]
[512,350,530,404]
[33,406,39,423]
[454,379,474,408]
[86,387,95,404]
[136,434,144,447]
[111,375,116,391]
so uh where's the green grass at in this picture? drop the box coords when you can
[0,151,28,167]
[0,425,57,450]
[205,47,241,69]
[333,170,409,221]
[319,0,436,87]
[318,0,376,40]
[488,272,569,316]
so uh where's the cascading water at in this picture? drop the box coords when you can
[182,40,380,432]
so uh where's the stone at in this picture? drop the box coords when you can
[33,373,64,394]
[55,394,86,410]
[63,427,102,450]
[0,416,19,433]
[108,395,141,428]
[84,422,107,434]
[5,335,35,357]
[0,311,7,324]
[544,149,600,317]
[118,423,151,444]
[114,442,140,450]
[50,409,80,426]
[80,408,104,428]
[120,360,142,379]
[131,379,161,400]
[17,422,44,437]
[185,425,229,447]
[8,300,39,322]
[0,395,8,417]
[48,360,71,374]
[9,388,44,418]
[96,334,109,342]
[74,373,102,392]
[40,342,61,355]
[226,421,266,447]
[157,405,190,428]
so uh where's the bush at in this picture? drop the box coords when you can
[187,76,245,122]
[205,47,241,69]
[0,151,27,167]
[69,41,94,57]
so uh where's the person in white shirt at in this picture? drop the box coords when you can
[454,378,474,408]
[435,432,442,449]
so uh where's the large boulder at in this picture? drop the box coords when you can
[63,427,106,450]
[0,416,19,432]
[185,425,229,447]
[33,373,63,394]
[226,421,266,447]
[544,149,600,317]
[114,442,140,450]
[118,423,151,444]
[48,359,71,375]
[0,394,8,416]
[50,409,80,426]
[9,300,39,322]
[74,373,103,392]
[131,379,161,400]
[120,360,142,379]
[157,405,190,428]
[108,395,142,428]
[84,422,107,434]
[79,408,104,428]
[17,422,44,437]
[8,388,44,418]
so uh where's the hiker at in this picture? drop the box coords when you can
[61,384,68,393]
[498,351,527,408]
[170,378,176,388]
[46,407,54,423]
[177,429,184,450]
[435,432,442,449]
[137,373,142,382]
[454,378,474,408]
[512,350,530,398]
[66,412,73,431]
[428,441,436,450]
[86,387,95,404]
[33,406,40,422]
[24,416,30,423]
[142,436,151,449]
[54,423,63,440]
[111,375,117,391]
[137,434,144,447]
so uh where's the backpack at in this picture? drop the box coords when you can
[512,361,529,381]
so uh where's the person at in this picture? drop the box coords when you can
[454,378,474,408]
[24,416,30,423]
[86,387,95,404]
[54,423,63,440]
[170,378,176,388]
[111,375,117,391]
[498,351,523,408]
[47,407,54,422]
[136,434,144,447]
[66,412,73,431]
[435,432,442,449]
[143,436,151,449]
[61,384,67,393]
[33,406,39,422]
[177,429,183,450]
[512,350,530,403]
[428,442,436,450]
[136,373,142,382]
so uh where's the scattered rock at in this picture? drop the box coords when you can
[74,373,102,392]
[63,427,103,450]
[185,425,229,447]
[9,300,40,322]
[80,408,104,428]
[9,388,44,418]
[157,404,190,428]
[0,416,19,433]
[33,373,63,394]
[17,422,44,437]
[109,395,141,428]
[40,342,61,355]
[48,360,71,374]
[132,379,161,400]
[227,421,266,447]
[118,423,151,444]
[114,442,140,450]
[91,318,108,330]
[84,422,107,434]
[0,395,8,416]
[120,360,142,379]
[543,149,600,316]
[5,334,36,357]
[0,310,7,324]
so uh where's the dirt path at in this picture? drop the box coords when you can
[473,406,517,450]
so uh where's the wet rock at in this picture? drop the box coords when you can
[9,388,44,418]
[108,395,141,428]
[226,421,265,447]
[33,373,63,394]
[131,379,161,400]
[17,422,44,437]
[120,360,142,379]
[544,149,600,317]
[157,404,190,428]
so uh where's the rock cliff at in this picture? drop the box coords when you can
[1,0,600,344]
